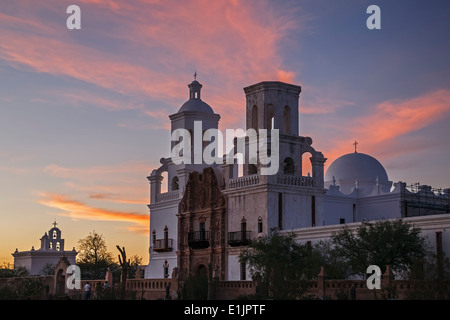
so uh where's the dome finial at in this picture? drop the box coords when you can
[353,140,358,153]
[194,70,197,81]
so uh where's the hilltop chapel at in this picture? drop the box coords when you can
[145,77,450,281]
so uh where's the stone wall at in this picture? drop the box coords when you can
[1,263,447,300]
[215,281,255,300]
[0,275,54,299]
[67,278,176,300]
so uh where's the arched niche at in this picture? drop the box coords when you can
[301,151,313,177]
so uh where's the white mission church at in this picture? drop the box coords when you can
[12,221,77,275]
[145,78,450,280]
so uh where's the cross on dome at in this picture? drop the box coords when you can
[353,140,358,153]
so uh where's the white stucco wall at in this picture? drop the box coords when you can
[14,251,77,276]
[145,201,179,279]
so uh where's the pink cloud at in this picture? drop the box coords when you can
[320,89,450,171]
[88,192,147,205]
[0,166,31,175]
[42,161,154,208]
[44,161,151,179]
[39,193,149,234]
[357,89,450,145]
[0,0,301,129]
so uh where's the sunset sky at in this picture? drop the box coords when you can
[1,0,449,264]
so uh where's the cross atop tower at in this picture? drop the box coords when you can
[52,220,58,228]
[353,140,358,153]
[194,70,197,81]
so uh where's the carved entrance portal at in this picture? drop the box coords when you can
[177,167,226,281]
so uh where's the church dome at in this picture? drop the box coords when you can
[178,99,214,114]
[177,78,214,114]
[325,152,391,194]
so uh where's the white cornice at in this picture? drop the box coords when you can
[281,214,450,241]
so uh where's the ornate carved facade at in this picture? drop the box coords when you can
[177,167,227,280]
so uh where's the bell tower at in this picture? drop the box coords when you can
[244,81,301,135]
[146,76,222,279]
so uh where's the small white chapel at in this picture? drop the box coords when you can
[12,221,77,276]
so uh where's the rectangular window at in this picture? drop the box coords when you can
[241,221,247,233]
[340,218,345,224]
[352,204,356,222]
[240,262,246,281]
[164,228,169,248]
[258,220,263,233]
[311,196,316,227]
[241,221,247,241]
[200,222,206,240]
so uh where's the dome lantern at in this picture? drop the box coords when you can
[177,74,214,114]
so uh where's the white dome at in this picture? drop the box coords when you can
[325,152,391,194]
[178,98,214,114]
[178,79,214,114]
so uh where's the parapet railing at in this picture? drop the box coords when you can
[275,174,314,187]
[155,190,180,203]
[228,175,260,189]
[227,173,314,189]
